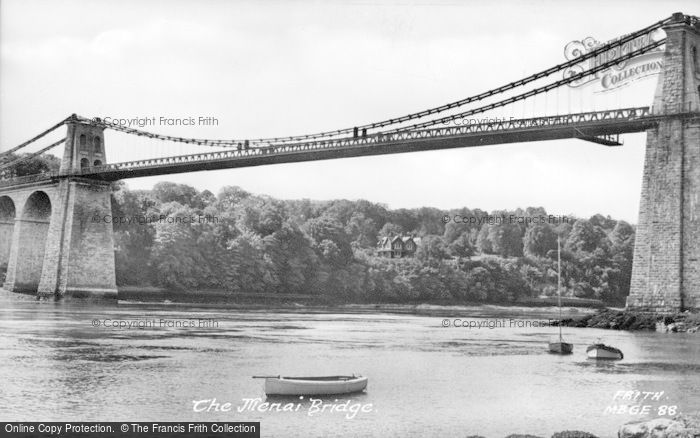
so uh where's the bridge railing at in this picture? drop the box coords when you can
[1,106,686,187]
[73,107,654,175]
[0,171,58,188]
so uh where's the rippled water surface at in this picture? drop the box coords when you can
[1,296,699,437]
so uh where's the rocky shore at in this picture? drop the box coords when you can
[465,412,700,438]
[618,413,700,438]
[558,308,700,333]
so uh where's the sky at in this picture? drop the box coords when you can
[1,0,698,222]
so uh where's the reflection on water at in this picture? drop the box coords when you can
[0,296,699,438]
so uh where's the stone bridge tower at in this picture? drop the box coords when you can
[3,116,118,299]
[627,13,700,312]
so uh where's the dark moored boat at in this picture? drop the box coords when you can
[548,237,573,355]
[549,340,573,354]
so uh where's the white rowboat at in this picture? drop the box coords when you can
[586,343,624,360]
[261,375,368,396]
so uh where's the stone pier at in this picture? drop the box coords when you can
[627,13,700,312]
[1,118,117,299]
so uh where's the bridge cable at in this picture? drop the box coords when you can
[376,39,665,134]
[2,17,694,185]
[0,139,66,173]
[76,16,672,148]
[78,38,665,172]
[0,117,69,160]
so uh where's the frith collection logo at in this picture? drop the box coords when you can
[563,29,665,92]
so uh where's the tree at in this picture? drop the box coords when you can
[476,224,493,254]
[111,187,158,285]
[610,221,635,246]
[443,220,469,245]
[237,196,286,236]
[465,267,493,301]
[388,209,418,234]
[286,198,321,224]
[304,214,353,266]
[263,221,319,294]
[487,218,523,257]
[520,263,543,291]
[1,153,60,176]
[102,183,639,306]
[589,214,616,231]
[228,231,271,293]
[217,186,251,211]
[378,222,404,237]
[324,199,359,226]
[440,262,470,301]
[553,221,573,242]
[523,223,557,258]
[414,265,448,300]
[607,220,636,305]
[414,207,446,236]
[345,212,378,248]
[565,219,608,253]
[195,190,216,208]
[415,235,449,261]
[449,233,475,259]
[150,203,212,289]
[152,182,200,208]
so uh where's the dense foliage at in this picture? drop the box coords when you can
[0,152,61,177]
[109,182,636,305]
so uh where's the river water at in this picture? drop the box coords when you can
[1,295,698,438]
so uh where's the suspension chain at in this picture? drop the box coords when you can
[0,139,66,174]
[78,16,672,148]
[0,117,70,159]
[379,39,665,134]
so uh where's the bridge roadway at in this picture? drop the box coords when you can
[3,107,699,187]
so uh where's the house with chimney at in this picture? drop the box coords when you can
[376,235,419,258]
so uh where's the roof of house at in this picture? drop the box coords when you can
[376,235,420,247]
[377,237,391,246]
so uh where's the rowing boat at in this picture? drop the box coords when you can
[586,343,624,360]
[257,375,368,396]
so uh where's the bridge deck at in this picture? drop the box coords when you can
[3,107,696,187]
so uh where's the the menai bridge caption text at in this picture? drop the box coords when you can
[1,423,259,438]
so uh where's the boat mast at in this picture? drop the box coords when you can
[557,236,562,342]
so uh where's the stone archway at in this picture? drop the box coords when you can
[0,196,16,283]
[10,191,52,293]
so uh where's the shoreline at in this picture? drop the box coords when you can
[1,286,599,316]
[3,287,697,332]
[115,285,605,309]
[560,308,700,333]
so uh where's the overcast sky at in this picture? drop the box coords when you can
[2,0,698,222]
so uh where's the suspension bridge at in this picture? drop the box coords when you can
[0,12,698,312]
